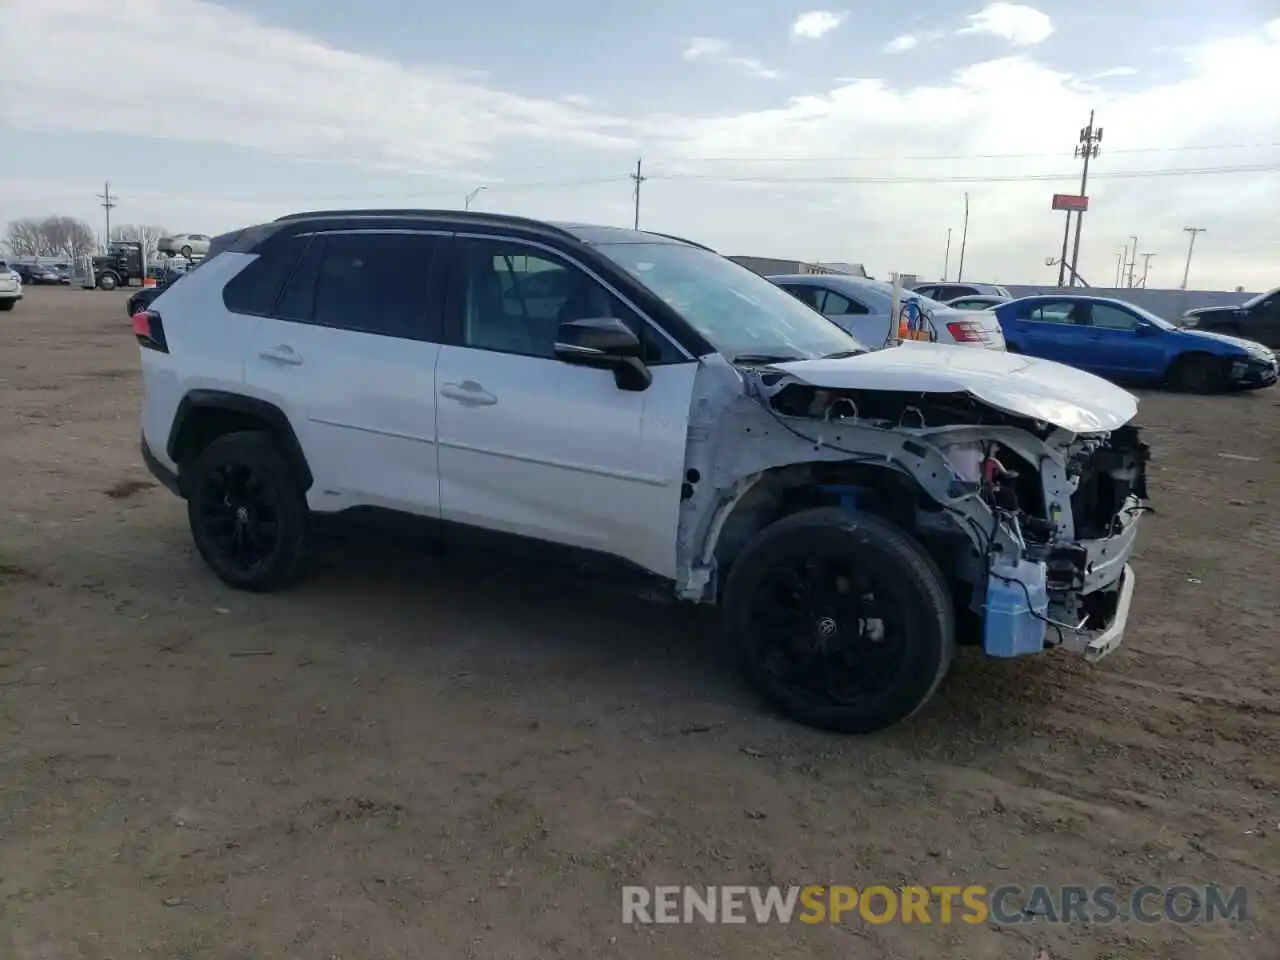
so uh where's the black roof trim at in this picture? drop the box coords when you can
[273,209,578,240]
[641,231,717,253]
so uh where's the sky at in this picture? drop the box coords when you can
[0,0,1277,291]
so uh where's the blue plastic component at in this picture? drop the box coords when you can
[814,484,862,511]
[983,560,1050,658]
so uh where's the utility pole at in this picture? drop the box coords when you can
[630,158,646,230]
[1114,251,1124,287]
[957,192,970,281]
[1067,110,1102,287]
[1126,235,1139,288]
[97,181,117,250]
[943,227,952,280]
[1139,252,1156,288]
[1180,226,1206,290]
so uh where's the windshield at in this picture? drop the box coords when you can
[1241,285,1279,310]
[592,242,867,361]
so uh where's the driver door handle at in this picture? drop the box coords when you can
[259,345,304,365]
[440,381,498,406]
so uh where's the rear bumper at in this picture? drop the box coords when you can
[141,434,183,498]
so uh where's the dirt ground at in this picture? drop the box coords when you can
[1,286,1277,960]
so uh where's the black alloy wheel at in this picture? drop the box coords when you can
[723,507,954,734]
[186,431,311,591]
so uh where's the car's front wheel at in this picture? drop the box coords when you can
[96,272,118,291]
[722,507,955,734]
[1169,354,1225,393]
[186,430,311,592]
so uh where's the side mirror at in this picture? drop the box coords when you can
[554,316,651,391]
[554,316,643,361]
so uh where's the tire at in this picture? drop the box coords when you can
[97,272,118,291]
[180,245,193,258]
[0,300,14,312]
[1169,354,1224,393]
[185,430,311,592]
[722,506,955,734]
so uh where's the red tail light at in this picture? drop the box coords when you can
[132,310,168,352]
[946,320,988,344]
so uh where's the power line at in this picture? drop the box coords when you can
[657,141,1280,164]
[644,163,1280,185]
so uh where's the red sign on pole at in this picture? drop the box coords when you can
[1052,193,1090,212]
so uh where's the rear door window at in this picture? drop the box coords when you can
[272,231,442,342]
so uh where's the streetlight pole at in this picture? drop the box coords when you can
[957,192,969,282]
[1126,235,1138,288]
[1114,251,1124,287]
[464,186,486,210]
[1139,252,1156,288]
[943,227,952,280]
[1180,226,1206,290]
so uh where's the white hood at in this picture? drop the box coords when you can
[771,341,1138,434]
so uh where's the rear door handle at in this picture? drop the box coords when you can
[259,345,303,365]
[440,381,497,406]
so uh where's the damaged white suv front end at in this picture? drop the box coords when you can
[674,340,1148,728]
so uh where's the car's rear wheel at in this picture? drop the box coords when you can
[1169,354,1225,393]
[722,507,955,734]
[186,430,311,592]
[0,300,15,312]
[180,245,193,258]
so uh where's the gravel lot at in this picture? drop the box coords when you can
[2,286,1277,959]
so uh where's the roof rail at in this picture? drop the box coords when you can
[643,231,717,252]
[272,209,578,240]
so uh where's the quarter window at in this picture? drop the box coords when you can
[222,235,310,317]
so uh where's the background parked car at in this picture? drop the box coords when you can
[126,256,202,316]
[994,295,1278,392]
[13,261,65,285]
[945,293,1010,310]
[0,259,22,311]
[770,273,1006,349]
[157,233,211,258]
[1179,284,1280,348]
[911,280,1013,301]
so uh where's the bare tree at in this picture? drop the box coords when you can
[4,216,96,260]
[111,224,171,264]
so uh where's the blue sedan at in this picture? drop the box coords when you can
[993,295,1278,392]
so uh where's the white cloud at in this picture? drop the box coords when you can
[957,3,1054,47]
[1089,66,1139,80]
[883,34,921,54]
[791,11,846,40]
[0,0,633,174]
[1,2,1278,291]
[681,37,781,79]
[645,20,1280,289]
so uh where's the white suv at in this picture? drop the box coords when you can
[135,210,1149,733]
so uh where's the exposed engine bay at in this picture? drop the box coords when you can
[676,357,1150,661]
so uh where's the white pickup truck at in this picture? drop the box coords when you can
[134,211,1150,733]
